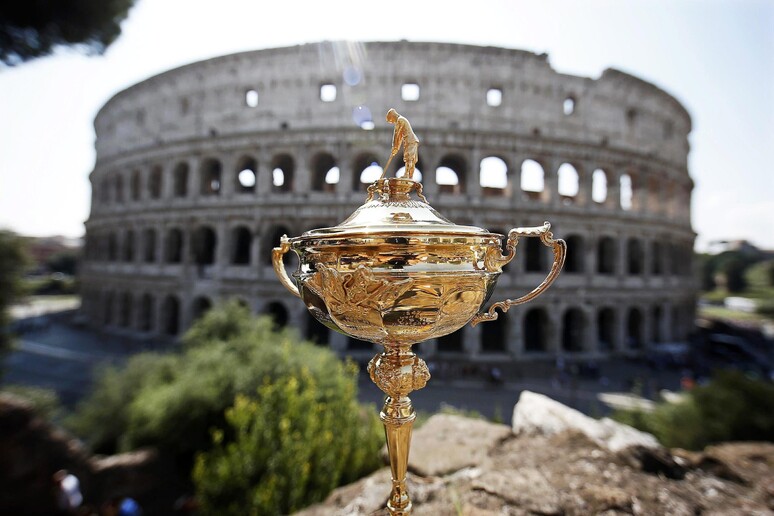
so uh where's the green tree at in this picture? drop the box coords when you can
[0,230,29,370]
[745,260,774,290]
[0,0,137,66]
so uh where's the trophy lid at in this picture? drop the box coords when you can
[298,177,496,239]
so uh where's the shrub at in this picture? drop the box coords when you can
[192,368,382,516]
[613,371,774,450]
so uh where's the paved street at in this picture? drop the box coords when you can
[3,314,683,418]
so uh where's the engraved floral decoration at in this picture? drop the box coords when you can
[367,353,431,398]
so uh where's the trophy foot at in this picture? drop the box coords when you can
[368,346,430,515]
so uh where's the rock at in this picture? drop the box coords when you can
[512,390,660,452]
[407,414,512,477]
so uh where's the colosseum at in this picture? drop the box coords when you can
[79,41,697,362]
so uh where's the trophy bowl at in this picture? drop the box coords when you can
[273,111,566,515]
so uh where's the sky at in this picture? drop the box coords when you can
[0,0,772,251]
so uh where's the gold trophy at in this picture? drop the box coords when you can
[274,110,566,515]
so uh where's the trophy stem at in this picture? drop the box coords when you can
[367,344,431,516]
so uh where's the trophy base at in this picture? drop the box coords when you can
[368,345,430,515]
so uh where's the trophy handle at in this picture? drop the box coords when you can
[272,235,301,298]
[471,222,566,326]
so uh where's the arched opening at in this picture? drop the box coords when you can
[671,305,683,340]
[271,154,294,193]
[563,97,576,116]
[564,235,584,273]
[592,169,608,204]
[200,158,222,196]
[626,308,644,349]
[263,225,293,266]
[311,152,338,192]
[236,156,257,193]
[231,226,252,265]
[562,309,586,352]
[652,305,663,344]
[114,175,124,203]
[164,228,183,264]
[651,241,663,275]
[352,153,382,191]
[524,308,549,352]
[173,162,189,197]
[525,237,547,272]
[597,308,615,351]
[130,170,141,201]
[103,291,115,325]
[437,328,464,353]
[148,166,163,199]
[436,155,466,195]
[139,294,154,332]
[597,237,616,275]
[627,239,644,275]
[118,291,132,328]
[557,163,579,203]
[161,295,180,336]
[481,312,507,353]
[143,228,157,263]
[305,313,329,346]
[264,301,288,330]
[521,159,545,200]
[122,230,135,263]
[107,233,118,262]
[620,173,633,211]
[192,226,217,265]
[479,156,508,197]
[192,297,213,322]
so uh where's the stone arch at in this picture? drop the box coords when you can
[271,153,295,193]
[562,308,586,352]
[161,294,180,336]
[523,308,550,352]
[164,228,183,264]
[235,155,257,193]
[138,293,154,332]
[122,230,135,262]
[520,159,545,200]
[264,301,289,329]
[479,155,509,197]
[626,307,644,349]
[311,152,338,192]
[481,311,507,353]
[191,296,213,321]
[230,225,252,265]
[200,158,222,195]
[142,228,157,263]
[352,152,382,191]
[627,238,644,275]
[437,328,464,353]
[557,163,579,203]
[597,308,615,351]
[564,235,585,274]
[173,162,189,197]
[436,154,466,195]
[192,226,217,265]
[620,173,633,211]
[597,236,616,275]
[305,312,330,345]
[148,165,163,199]
[592,168,608,204]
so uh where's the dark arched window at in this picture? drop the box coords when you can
[231,226,252,265]
[627,308,643,349]
[143,228,157,263]
[192,226,217,265]
[627,239,644,275]
[564,235,584,273]
[523,308,549,352]
[562,309,586,352]
[139,294,154,332]
[200,158,222,195]
[437,328,464,353]
[173,162,189,197]
[597,237,616,274]
[311,152,338,192]
[164,228,183,264]
[525,237,547,272]
[192,297,213,321]
[481,312,507,353]
[264,301,289,330]
[149,166,163,199]
[597,308,615,351]
[162,295,180,335]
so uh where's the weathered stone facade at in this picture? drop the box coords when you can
[79,41,696,361]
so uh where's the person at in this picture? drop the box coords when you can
[384,109,420,180]
[53,469,83,514]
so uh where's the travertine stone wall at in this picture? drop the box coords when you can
[80,41,697,361]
